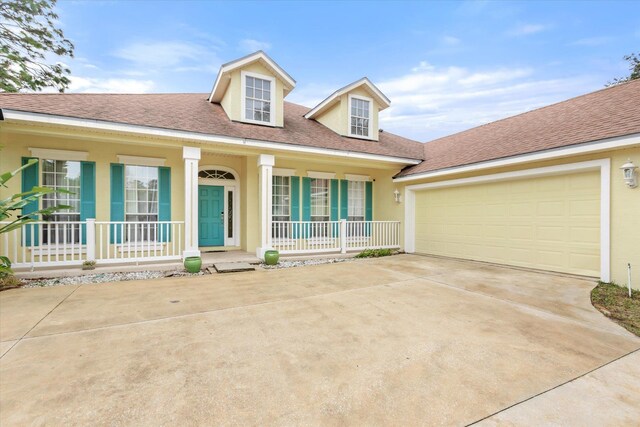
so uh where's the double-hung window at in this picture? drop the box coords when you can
[349,96,371,138]
[244,73,273,124]
[347,181,365,222]
[272,175,290,239]
[124,165,158,242]
[310,178,330,237]
[42,159,81,244]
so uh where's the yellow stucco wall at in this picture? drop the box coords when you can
[0,132,186,223]
[314,86,381,141]
[397,146,640,288]
[220,61,286,127]
[0,129,264,254]
[0,124,405,256]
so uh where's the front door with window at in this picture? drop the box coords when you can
[198,185,224,246]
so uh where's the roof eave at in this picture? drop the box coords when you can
[393,132,640,183]
[208,51,296,103]
[304,77,391,120]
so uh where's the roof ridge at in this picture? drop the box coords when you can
[423,78,640,144]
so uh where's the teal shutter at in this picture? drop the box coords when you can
[340,180,348,220]
[365,181,373,237]
[365,181,373,221]
[330,179,339,237]
[290,176,300,238]
[110,163,125,243]
[21,157,39,246]
[80,162,96,244]
[302,177,311,221]
[302,177,311,239]
[330,179,339,221]
[158,166,171,242]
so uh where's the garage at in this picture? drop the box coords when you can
[411,169,602,277]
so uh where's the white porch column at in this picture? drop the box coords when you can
[183,146,201,258]
[256,154,275,259]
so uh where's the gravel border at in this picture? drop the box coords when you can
[23,269,205,288]
[261,257,353,269]
[19,254,392,288]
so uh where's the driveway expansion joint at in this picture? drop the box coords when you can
[466,347,640,426]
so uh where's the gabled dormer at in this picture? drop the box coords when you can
[304,78,390,141]
[208,51,296,127]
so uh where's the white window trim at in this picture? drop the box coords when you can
[403,159,611,282]
[117,155,166,167]
[310,178,331,220]
[344,173,371,182]
[240,70,276,127]
[347,180,366,220]
[273,168,296,177]
[347,94,374,140]
[29,148,88,161]
[307,171,336,179]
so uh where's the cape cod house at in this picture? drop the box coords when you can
[1,51,639,287]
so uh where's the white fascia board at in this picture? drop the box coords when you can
[404,159,609,191]
[304,77,391,119]
[394,133,640,183]
[208,51,296,102]
[2,110,421,165]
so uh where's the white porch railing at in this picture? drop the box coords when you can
[1,220,184,269]
[272,220,400,255]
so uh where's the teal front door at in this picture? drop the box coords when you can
[198,185,225,246]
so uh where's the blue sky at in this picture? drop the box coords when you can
[56,0,639,141]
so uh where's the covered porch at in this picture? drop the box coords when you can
[3,144,402,272]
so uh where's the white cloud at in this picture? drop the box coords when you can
[114,41,216,69]
[568,36,613,46]
[239,39,271,53]
[68,76,155,93]
[507,23,548,36]
[442,35,461,46]
[371,62,596,140]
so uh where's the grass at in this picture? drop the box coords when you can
[591,281,640,337]
[0,275,24,292]
[355,248,393,258]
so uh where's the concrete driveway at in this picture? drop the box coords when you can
[1,254,638,426]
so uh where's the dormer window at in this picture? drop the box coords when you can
[348,95,372,138]
[242,71,275,126]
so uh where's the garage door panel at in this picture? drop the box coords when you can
[414,171,600,277]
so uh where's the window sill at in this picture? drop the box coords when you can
[241,117,277,127]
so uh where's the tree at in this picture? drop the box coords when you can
[0,0,74,93]
[606,52,640,87]
[0,159,70,277]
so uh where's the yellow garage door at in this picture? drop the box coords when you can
[414,171,600,276]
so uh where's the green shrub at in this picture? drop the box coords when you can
[355,248,393,258]
[0,275,24,291]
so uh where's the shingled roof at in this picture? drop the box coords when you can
[0,93,425,161]
[397,79,640,177]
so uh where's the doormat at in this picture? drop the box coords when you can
[211,262,255,273]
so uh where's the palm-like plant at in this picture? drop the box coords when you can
[1,158,70,276]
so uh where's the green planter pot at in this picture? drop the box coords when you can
[184,256,202,273]
[264,250,280,266]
